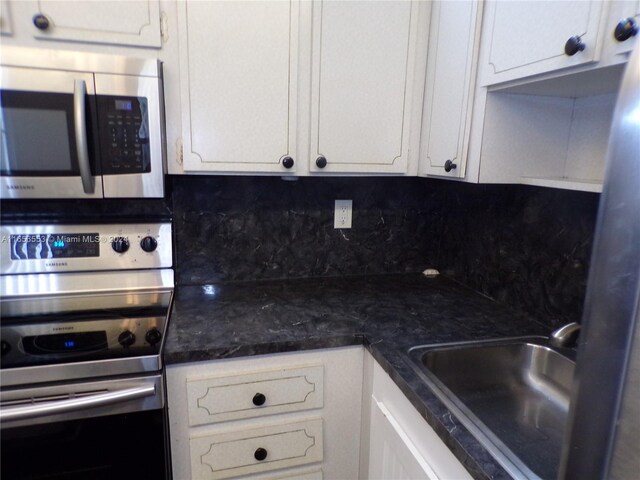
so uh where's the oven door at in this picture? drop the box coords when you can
[0,66,103,199]
[0,374,168,480]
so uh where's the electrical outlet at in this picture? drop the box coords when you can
[334,199,353,229]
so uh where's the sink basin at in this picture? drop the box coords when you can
[407,337,575,480]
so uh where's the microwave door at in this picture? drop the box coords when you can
[0,67,103,199]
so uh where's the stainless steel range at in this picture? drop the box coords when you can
[0,222,173,480]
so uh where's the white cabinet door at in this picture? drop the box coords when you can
[29,0,161,47]
[179,1,299,174]
[607,0,640,56]
[480,1,604,86]
[421,0,481,178]
[309,0,426,174]
[167,347,363,480]
[364,356,472,480]
[369,397,439,480]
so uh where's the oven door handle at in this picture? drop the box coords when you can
[0,384,155,423]
[74,79,95,194]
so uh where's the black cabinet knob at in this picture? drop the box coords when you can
[145,328,162,346]
[565,35,586,56]
[254,448,268,461]
[614,18,638,42]
[111,237,130,254]
[1,340,11,356]
[252,393,266,406]
[282,156,294,169]
[118,330,136,348]
[444,160,457,172]
[140,236,158,252]
[315,156,327,168]
[32,14,50,30]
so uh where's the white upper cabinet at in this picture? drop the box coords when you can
[606,0,640,56]
[420,0,481,178]
[179,1,299,174]
[309,1,427,174]
[179,0,428,175]
[28,0,161,47]
[480,1,605,86]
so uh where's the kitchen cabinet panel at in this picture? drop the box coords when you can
[186,365,323,425]
[420,0,481,178]
[179,0,427,175]
[369,397,439,479]
[179,0,299,174]
[29,0,161,47]
[190,418,323,479]
[309,0,424,174]
[363,354,472,480]
[607,0,640,56]
[480,1,605,86]
[167,347,363,480]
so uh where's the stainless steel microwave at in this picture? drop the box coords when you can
[0,47,165,199]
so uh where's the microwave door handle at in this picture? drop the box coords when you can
[73,79,95,194]
[0,384,156,423]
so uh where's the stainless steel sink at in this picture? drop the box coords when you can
[407,337,575,480]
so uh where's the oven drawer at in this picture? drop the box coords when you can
[189,418,323,479]
[187,365,323,425]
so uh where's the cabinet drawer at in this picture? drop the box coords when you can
[187,366,323,425]
[190,419,323,479]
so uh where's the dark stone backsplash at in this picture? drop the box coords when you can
[171,176,443,284]
[434,183,599,328]
[171,175,599,327]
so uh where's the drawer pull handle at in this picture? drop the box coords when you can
[252,393,266,406]
[254,447,268,461]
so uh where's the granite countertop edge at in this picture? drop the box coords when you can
[163,273,552,480]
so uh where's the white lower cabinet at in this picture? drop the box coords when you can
[361,352,472,480]
[190,419,323,479]
[166,346,363,480]
[167,346,471,480]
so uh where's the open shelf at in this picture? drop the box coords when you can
[520,176,602,193]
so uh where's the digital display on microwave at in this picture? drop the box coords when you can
[114,99,133,111]
[10,233,100,260]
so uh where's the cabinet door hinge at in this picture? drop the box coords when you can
[160,11,169,43]
[175,137,183,165]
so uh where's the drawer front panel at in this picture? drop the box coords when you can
[187,366,323,425]
[190,419,323,479]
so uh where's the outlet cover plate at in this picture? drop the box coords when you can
[334,199,353,229]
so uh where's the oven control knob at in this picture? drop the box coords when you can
[140,236,158,253]
[118,330,136,347]
[145,328,162,346]
[1,340,10,356]
[112,237,130,254]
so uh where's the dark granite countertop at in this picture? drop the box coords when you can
[164,273,551,479]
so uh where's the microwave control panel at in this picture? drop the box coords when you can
[98,95,151,175]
